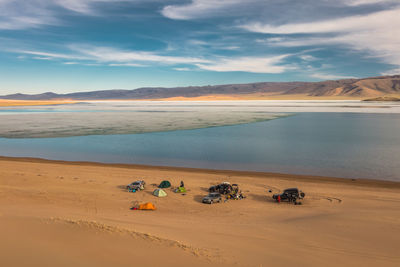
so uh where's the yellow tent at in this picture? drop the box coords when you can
[138,202,156,210]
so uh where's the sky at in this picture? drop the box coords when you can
[0,0,399,94]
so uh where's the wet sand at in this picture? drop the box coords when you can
[0,156,399,266]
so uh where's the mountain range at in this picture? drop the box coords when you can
[1,75,400,100]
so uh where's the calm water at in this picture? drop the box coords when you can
[1,112,399,181]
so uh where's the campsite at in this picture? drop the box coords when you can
[1,158,400,267]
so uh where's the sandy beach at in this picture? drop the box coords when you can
[0,157,399,266]
[0,100,78,107]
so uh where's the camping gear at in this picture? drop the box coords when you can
[131,202,156,210]
[153,188,167,197]
[138,202,156,210]
[174,187,187,193]
[158,180,171,188]
[127,180,145,192]
[226,184,245,200]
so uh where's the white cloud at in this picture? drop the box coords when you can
[109,63,146,67]
[16,44,210,66]
[243,8,400,66]
[54,0,94,13]
[55,0,139,14]
[381,68,400,76]
[310,73,358,80]
[161,0,400,21]
[196,54,292,73]
[18,50,86,60]
[33,56,53,60]
[0,0,137,30]
[16,45,292,73]
[344,0,397,6]
[241,8,400,34]
[299,55,317,61]
[0,1,58,30]
[67,45,211,64]
[162,0,252,20]
[173,67,191,71]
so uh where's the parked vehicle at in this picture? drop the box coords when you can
[209,182,233,195]
[202,192,222,204]
[127,180,145,192]
[273,188,305,204]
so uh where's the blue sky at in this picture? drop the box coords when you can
[0,0,399,94]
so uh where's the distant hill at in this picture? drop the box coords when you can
[1,75,400,100]
[363,96,400,101]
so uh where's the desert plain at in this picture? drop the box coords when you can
[0,157,399,267]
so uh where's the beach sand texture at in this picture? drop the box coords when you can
[0,99,77,107]
[0,157,399,267]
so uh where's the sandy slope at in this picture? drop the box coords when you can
[0,99,78,107]
[0,157,399,267]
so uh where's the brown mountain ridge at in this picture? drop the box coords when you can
[1,75,400,100]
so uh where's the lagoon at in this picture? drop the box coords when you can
[0,109,399,181]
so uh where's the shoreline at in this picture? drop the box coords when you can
[1,155,398,188]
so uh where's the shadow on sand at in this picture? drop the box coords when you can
[117,185,128,191]
[199,187,209,192]
[193,195,205,203]
[249,193,275,203]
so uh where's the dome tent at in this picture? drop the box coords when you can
[153,188,167,197]
[158,180,171,188]
[138,202,156,210]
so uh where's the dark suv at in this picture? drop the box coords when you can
[209,182,233,195]
[273,188,305,204]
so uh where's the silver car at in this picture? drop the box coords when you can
[127,180,145,191]
[202,192,222,204]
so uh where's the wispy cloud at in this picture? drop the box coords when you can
[196,54,293,74]
[162,0,243,20]
[381,68,400,76]
[0,1,57,30]
[18,50,86,60]
[17,44,211,66]
[0,0,138,30]
[299,55,318,61]
[241,8,399,34]
[15,44,293,73]
[173,67,192,71]
[343,0,397,6]
[69,45,211,64]
[242,8,400,66]
[108,63,146,67]
[310,73,358,80]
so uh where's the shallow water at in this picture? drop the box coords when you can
[1,112,399,181]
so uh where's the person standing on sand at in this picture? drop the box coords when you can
[180,181,184,188]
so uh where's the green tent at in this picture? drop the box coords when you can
[153,188,167,197]
[175,187,187,193]
[158,180,171,188]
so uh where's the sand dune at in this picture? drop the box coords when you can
[0,99,77,107]
[0,157,399,266]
